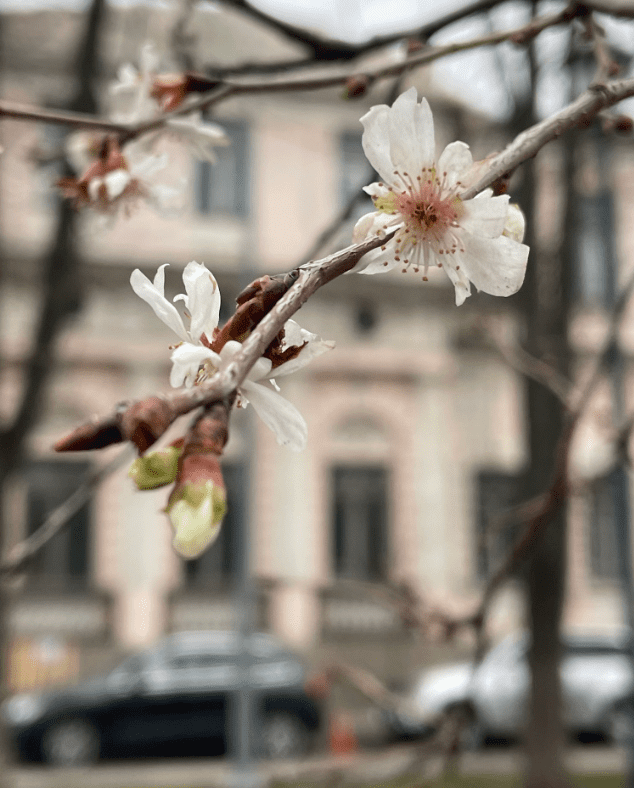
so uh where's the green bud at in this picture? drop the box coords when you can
[167,480,227,559]
[129,446,182,490]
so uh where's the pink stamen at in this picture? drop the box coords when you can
[394,181,459,244]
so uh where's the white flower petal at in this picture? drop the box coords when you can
[280,319,305,350]
[241,379,307,451]
[139,42,159,74]
[504,203,526,243]
[219,339,242,360]
[247,357,274,381]
[438,141,473,190]
[353,211,381,243]
[444,264,472,306]
[388,88,435,175]
[66,132,96,175]
[87,177,104,202]
[352,210,400,245]
[460,193,510,239]
[153,263,168,295]
[352,244,399,275]
[166,115,230,163]
[273,323,335,377]
[128,149,168,179]
[181,261,221,341]
[103,169,132,200]
[218,340,274,383]
[459,232,529,299]
[131,269,189,341]
[113,63,138,91]
[108,56,156,125]
[169,343,220,388]
[363,182,392,201]
[360,103,395,185]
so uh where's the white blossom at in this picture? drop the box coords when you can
[108,44,229,162]
[351,88,529,306]
[130,261,220,344]
[131,262,334,451]
[164,113,230,164]
[108,43,160,125]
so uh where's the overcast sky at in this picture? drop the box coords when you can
[1,0,633,120]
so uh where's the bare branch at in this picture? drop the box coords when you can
[55,232,395,453]
[0,0,106,478]
[0,448,132,577]
[461,77,634,199]
[488,327,571,404]
[0,3,587,145]
[463,266,634,631]
[215,0,584,62]
[0,102,126,133]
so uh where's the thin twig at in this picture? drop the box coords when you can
[0,447,132,576]
[0,3,584,142]
[489,329,571,403]
[464,266,634,632]
[55,231,395,452]
[0,102,127,133]
[461,77,634,199]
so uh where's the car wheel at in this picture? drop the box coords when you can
[608,705,634,746]
[459,717,485,750]
[41,718,100,766]
[260,712,309,760]
[444,704,483,751]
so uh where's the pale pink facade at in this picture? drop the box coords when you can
[0,4,631,689]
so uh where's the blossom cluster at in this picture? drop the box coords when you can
[59,45,228,215]
[352,88,529,306]
[121,87,530,561]
[130,261,334,557]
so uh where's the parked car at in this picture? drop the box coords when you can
[2,630,323,765]
[385,631,634,746]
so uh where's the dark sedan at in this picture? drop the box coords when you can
[2,630,323,765]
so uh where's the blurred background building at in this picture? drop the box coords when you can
[0,1,631,695]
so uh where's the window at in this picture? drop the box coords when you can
[339,131,375,221]
[331,465,389,581]
[195,120,249,217]
[588,471,620,581]
[575,191,616,307]
[475,470,521,581]
[184,463,245,586]
[23,460,91,590]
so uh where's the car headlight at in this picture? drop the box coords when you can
[2,694,45,726]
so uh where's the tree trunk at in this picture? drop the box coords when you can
[0,3,104,783]
[521,124,576,788]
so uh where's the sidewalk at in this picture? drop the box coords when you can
[9,746,626,788]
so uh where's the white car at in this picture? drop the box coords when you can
[386,632,634,746]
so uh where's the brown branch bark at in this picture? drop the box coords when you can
[55,231,395,453]
[0,3,592,143]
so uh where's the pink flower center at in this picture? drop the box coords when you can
[394,181,459,243]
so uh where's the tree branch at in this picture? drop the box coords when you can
[0,449,132,577]
[0,0,106,478]
[461,77,634,200]
[54,231,395,453]
[0,3,588,143]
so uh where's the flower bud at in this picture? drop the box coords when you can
[166,454,227,559]
[343,75,369,99]
[129,446,182,490]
